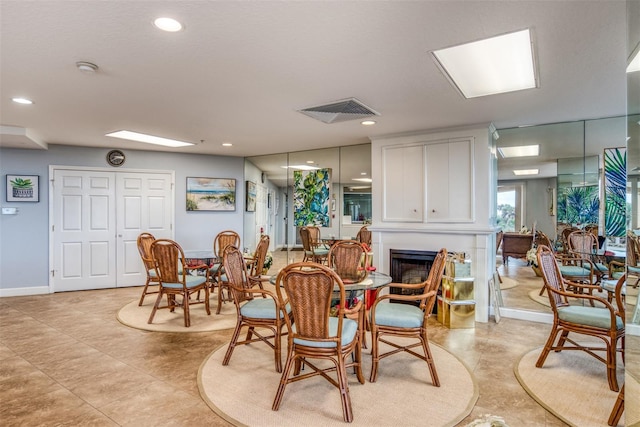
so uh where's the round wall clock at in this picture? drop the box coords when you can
[106,150,126,167]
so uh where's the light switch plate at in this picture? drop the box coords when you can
[2,207,17,215]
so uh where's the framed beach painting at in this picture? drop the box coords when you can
[6,174,39,202]
[186,177,236,211]
[246,181,256,212]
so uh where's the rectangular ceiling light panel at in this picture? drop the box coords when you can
[513,169,539,176]
[497,144,540,158]
[431,29,538,98]
[106,130,193,147]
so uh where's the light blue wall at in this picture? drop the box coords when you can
[0,145,244,292]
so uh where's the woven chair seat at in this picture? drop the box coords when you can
[557,306,624,330]
[558,265,591,276]
[372,303,423,328]
[161,275,207,289]
[293,317,358,348]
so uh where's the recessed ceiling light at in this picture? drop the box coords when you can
[12,97,33,105]
[513,169,539,176]
[361,120,376,126]
[498,145,540,158]
[352,178,372,183]
[360,172,367,175]
[76,61,98,73]
[154,17,183,32]
[431,28,538,98]
[222,142,233,147]
[106,130,193,147]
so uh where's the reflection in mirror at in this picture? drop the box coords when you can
[496,117,627,318]
[245,144,371,273]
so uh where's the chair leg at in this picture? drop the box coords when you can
[420,333,440,387]
[204,287,211,315]
[272,349,296,411]
[138,278,151,306]
[608,385,624,426]
[336,352,353,423]
[369,327,380,383]
[223,320,243,366]
[183,291,191,327]
[536,326,561,367]
[147,290,164,324]
[606,337,619,392]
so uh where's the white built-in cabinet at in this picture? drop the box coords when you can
[382,137,474,223]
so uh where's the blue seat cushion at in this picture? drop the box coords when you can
[594,263,608,272]
[373,302,424,328]
[240,299,291,319]
[293,317,358,348]
[559,265,591,277]
[611,271,625,279]
[558,305,624,330]
[162,275,207,289]
[629,266,640,274]
[150,266,184,277]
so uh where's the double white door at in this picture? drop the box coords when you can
[51,168,173,292]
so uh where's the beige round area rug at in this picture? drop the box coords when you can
[499,277,518,290]
[515,345,624,427]
[198,336,478,426]
[117,292,238,332]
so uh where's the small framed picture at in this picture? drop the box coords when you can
[6,175,39,202]
[246,181,256,212]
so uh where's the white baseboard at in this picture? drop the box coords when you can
[0,286,51,297]
[499,307,553,324]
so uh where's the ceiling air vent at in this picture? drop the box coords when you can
[297,98,380,124]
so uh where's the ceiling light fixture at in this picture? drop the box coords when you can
[154,17,183,32]
[498,145,540,158]
[513,169,539,176]
[280,165,320,171]
[628,42,640,73]
[76,61,99,73]
[431,28,538,98]
[361,120,376,126]
[222,142,233,147]
[11,97,33,105]
[106,130,193,147]
[352,177,372,183]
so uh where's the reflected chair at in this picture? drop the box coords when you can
[246,234,271,291]
[567,229,609,282]
[300,226,329,264]
[356,226,372,246]
[495,230,503,283]
[210,230,241,314]
[608,384,624,426]
[137,232,159,306]
[369,248,447,385]
[535,245,625,392]
[148,239,210,327]
[222,245,291,372]
[610,233,640,286]
[272,262,364,423]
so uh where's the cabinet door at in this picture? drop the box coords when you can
[426,138,474,222]
[382,145,424,222]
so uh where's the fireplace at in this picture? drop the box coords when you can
[389,249,438,304]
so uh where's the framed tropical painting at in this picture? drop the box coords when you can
[6,175,39,202]
[293,168,331,226]
[603,147,626,237]
[186,177,236,211]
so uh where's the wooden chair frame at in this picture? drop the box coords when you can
[273,262,364,423]
[211,230,241,314]
[369,248,447,385]
[137,232,159,306]
[535,245,625,392]
[300,226,328,264]
[148,239,210,327]
[222,244,290,372]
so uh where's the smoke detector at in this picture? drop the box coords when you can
[76,61,99,74]
[297,98,380,124]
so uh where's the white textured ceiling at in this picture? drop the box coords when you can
[0,1,633,159]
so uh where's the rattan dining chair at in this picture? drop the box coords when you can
[300,226,329,264]
[222,245,291,372]
[536,245,625,392]
[356,225,372,246]
[368,248,447,385]
[210,230,241,314]
[137,232,159,306]
[247,234,270,290]
[272,262,364,423]
[148,239,210,327]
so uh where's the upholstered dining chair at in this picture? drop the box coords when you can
[272,262,364,423]
[222,245,291,372]
[356,225,372,246]
[210,230,241,314]
[610,232,640,286]
[300,226,329,264]
[368,248,447,385]
[247,235,270,289]
[148,239,210,327]
[567,229,609,283]
[536,245,625,392]
[137,232,159,306]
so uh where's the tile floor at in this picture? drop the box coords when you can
[1,251,626,426]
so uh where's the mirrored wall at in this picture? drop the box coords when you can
[244,143,371,263]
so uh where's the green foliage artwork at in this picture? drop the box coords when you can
[557,185,599,225]
[293,168,331,226]
[497,204,515,232]
[604,147,626,237]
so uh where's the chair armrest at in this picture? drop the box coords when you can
[548,286,619,326]
[371,289,437,309]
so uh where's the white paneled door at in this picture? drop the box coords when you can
[51,169,173,292]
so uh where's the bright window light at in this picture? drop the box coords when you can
[513,169,539,176]
[431,29,538,98]
[106,130,193,147]
[628,44,640,73]
[498,145,540,158]
[154,17,183,32]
